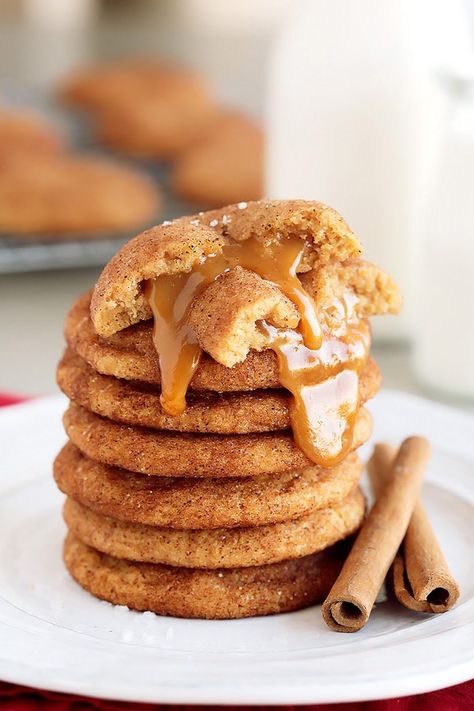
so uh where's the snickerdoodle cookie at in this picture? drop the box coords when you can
[63,487,364,569]
[59,60,217,158]
[57,349,381,434]
[0,108,64,159]
[63,402,372,477]
[0,154,160,236]
[54,444,363,529]
[171,112,263,208]
[64,533,350,619]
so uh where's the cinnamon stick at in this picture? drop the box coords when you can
[321,436,430,632]
[368,443,460,613]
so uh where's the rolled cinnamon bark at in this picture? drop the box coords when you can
[321,436,430,632]
[368,443,460,613]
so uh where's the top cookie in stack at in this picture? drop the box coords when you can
[54,199,401,619]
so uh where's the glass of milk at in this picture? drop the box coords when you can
[413,88,474,400]
[266,0,473,341]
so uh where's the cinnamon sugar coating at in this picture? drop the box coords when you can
[57,349,380,434]
[64,533,350,619]
[64,487,364,569]
[63,402,372,478]
[54,444,363,529]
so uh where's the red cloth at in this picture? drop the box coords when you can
[0,396,472,710]
[0,680,473,711]
[0,392,31,407]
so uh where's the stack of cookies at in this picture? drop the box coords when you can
[54,200,400,619]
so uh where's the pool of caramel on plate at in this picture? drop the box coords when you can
[144,235,369,467]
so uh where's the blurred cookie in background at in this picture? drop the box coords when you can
[0,153,160,239]
[171,111,263,208]
[58,59,184,110]
[95,85,217,159]
[0,107,64,158]
[59,60,218,159]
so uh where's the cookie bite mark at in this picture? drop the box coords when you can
[301,259,402,331]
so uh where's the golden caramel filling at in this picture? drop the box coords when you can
[261,318,369,466]
[144,234,369,466]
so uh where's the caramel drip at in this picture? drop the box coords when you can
[144,233,369,466]
[261,318,370,466]
[144,275,199,417]
[227,237,322,349]
[145,235,319,415]
[144,255,228,415]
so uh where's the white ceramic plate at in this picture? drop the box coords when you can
[0,391,473,705]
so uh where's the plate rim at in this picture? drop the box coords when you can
[0,390,473,704]
[0,662,472,705]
